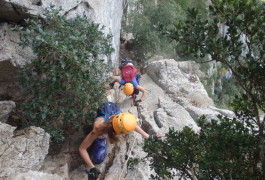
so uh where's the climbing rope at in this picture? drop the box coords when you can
[118,103,143,180]
[113,82,123,104]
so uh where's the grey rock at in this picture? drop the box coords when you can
[6,170,63,180]
[186,105,221,123]
[0,0,124,100]
[0,101,16,123]
[209,106,235,118]
[0,23,35,67]
[146,59,214,107]
[0,0,123,64]
[0,23,35,100]
[0,123,50,177]
[0,57,236,180]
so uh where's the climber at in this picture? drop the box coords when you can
[79,102,159,180]
[109,58,146,105]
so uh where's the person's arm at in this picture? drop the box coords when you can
[135,125,161,140]
[134,125,149,139]
[79,131,98,168]
[109,78,121,89]
[79,118,103,168]
[136,85,147,101]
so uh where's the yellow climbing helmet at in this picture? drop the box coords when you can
[112,113,137,134]
[123,83,134,95]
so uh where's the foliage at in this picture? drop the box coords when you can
[144,116,262,179]
[143,0,265,177]
[166,0,265,114]
[127,157,140,170]
[15,6,113,141]
[123,0,186,60]
[163,0,265,171]
[202,64,242,108]
[174,0,207,12]
[217,75,242,108]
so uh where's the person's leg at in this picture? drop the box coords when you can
[132,93,136,101]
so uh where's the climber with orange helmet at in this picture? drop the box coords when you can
[110,78,146,105]
[109,58,146,104]
[79,102,159,180]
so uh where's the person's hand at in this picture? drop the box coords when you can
[109,82,114,89]
[87,167,101,180]
[134,99,142,106]
[148,133,161,141]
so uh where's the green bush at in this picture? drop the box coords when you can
[174,0,207,11]
[159,0,265,174]
[16,6,113,141]
[144,116,262,179]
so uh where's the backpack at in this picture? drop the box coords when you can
[121,65,137,82]
[97,102,121,122]
[90,138,107,164]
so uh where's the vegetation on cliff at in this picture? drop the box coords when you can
[15,6,113,141]
[144,0,265,178]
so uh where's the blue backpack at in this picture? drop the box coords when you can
[90,138,107,164]
[96,102,121,123]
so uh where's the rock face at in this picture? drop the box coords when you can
[6,171,64,180]
[146,59,214,108]
[0,59,236,179]
[0,23,35,100]
[0,0,124,101]
[0,0,123,63]
[0,123,50,178]
[0,101,16,123]
[97,59,233,180]
[0,23,35,67]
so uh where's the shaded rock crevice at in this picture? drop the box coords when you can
[64,1,95,17]
[0,1,31,23]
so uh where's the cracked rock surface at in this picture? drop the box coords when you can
[0,59,235,179]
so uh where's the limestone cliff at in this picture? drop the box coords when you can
[0,1,236,179]
[0,59,235,180]
[0,0,124,100]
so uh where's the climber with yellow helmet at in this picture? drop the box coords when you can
[79,102,158,180]
[109,58,146,105]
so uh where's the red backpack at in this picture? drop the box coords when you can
[121,65,137,82]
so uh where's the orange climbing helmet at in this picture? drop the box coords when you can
[112,113,137,134]
[123,83,134,95]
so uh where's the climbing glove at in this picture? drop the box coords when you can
[109,82,114,89]
[148,134,159,141]
[87,167,101,180]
